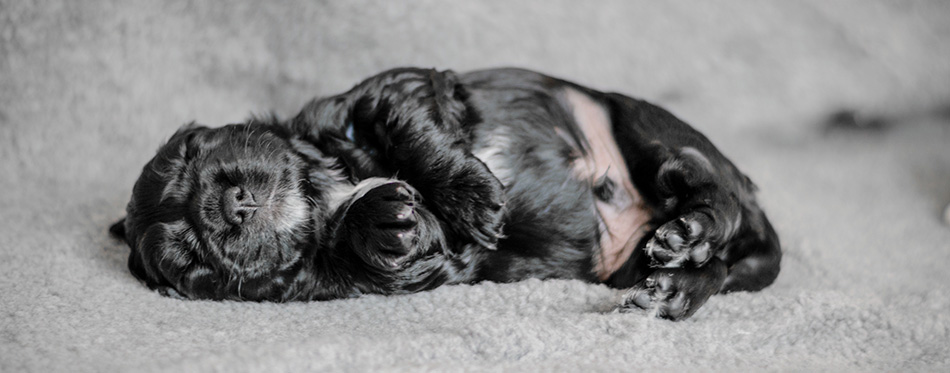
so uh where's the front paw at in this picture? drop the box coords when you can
[345,182,420,268]
[438,177,505,251]
[618,261,725,321]
[645,211,720,268]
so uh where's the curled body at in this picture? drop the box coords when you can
[112,68,781,320]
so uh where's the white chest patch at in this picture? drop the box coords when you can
[562,88,653,281]
[471,127,514,187]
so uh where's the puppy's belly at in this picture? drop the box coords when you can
[562,88,653,281]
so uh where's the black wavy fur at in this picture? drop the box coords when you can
[111,68,781,320]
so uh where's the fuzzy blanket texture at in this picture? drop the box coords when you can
[3,1,950,371]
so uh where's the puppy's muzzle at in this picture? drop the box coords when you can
[222,186,260,225]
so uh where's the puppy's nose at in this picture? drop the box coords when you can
[222,186,258,225]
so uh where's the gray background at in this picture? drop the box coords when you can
[3,1,950,371]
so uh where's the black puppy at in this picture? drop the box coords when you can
[111,68,780,320]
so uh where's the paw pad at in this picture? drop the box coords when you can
[645,211,716,268]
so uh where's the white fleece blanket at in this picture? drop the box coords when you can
[3,1,950,371]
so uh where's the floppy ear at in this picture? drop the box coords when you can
[123,224,172,290]
[110,217,149,282]
[112,217,162,289]
[127,249,152,284]
[109,218,127,240]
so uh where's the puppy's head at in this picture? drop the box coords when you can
[111,119,350,300]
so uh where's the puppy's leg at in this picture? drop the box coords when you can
[348,70,504,251]
[333,181,424,269]
[643,146,744,269]
[645,151,782,293]
[609,238,727,320]
[294,69,504,251]
[619,257,727,321]
[329,180,453,273]
[604,93,780,284]
[718,210,782,293]
[325,179,480,295]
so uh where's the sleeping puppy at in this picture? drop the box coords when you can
[111,67,781,320]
